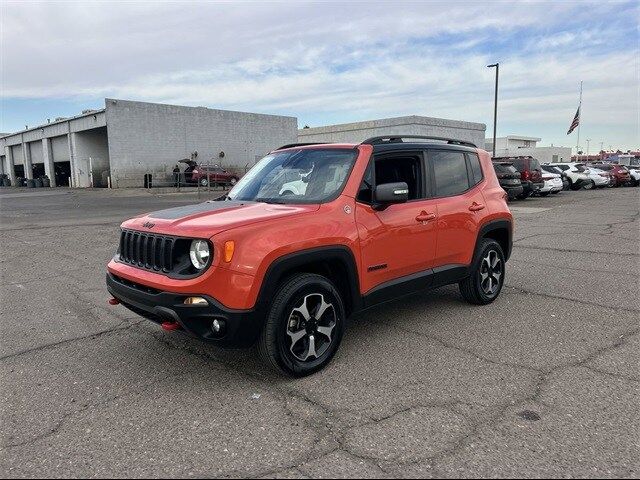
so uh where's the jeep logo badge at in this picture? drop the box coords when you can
[142,221,155,229]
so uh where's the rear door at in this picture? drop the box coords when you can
[428,149,486,267]
[355,150,438,294]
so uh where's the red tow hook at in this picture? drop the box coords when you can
[161,321,182,332]
[108,298,120,305]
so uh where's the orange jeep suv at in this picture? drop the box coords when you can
[107,136,513,376]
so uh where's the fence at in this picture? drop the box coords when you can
[109,161,251,192]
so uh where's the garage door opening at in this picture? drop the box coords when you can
[14,164,25,181]
[54,162,71,186]
[32,163,45,179]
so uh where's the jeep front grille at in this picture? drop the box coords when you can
[119,229,176,272]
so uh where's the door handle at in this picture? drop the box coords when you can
[416,211,436,222]
[469,202,485,212]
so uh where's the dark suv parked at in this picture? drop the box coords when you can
[492,162,524,200]
[494,156,544,199]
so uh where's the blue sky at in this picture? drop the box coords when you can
[2,1,638,152]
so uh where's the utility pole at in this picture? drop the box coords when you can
[576,81,583,154]
[586,138,591,157]
[487,63,499,158]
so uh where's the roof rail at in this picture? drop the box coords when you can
[275,142,330,150]
[361,135,477,148]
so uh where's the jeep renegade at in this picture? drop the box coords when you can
[107,136,513,376]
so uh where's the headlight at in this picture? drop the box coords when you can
[189,240,210,270]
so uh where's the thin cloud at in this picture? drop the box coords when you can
[1,1,638,149]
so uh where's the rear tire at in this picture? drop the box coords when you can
[257,273,345,377]
[459,239,506,305]
[540,192,550,197]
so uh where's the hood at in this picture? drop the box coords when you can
[121,200,319,238]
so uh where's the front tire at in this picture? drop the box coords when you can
[257,273,345,377]
[459,239,506,305]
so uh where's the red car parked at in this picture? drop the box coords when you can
[108,136,513,376]
[179,159,240,187]
[588,163,631,187]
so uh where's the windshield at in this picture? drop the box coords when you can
[227,148,357,204]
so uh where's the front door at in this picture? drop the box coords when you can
[355,151,438,294]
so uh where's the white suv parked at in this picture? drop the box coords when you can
[538,170,563,196]
[548,163,591,190]
[583,166,612,189]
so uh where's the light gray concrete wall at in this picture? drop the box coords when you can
[72,127,110,187]
[298,116,486,150]
[42,139,56,187]
[493,146,573,163]
[105,99,298,187]
[29,140,43,165]
[0,110,106,147]
[4,147,16,184]
[51,135,70,163]
[11,144,23,165]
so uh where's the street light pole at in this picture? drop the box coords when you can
[487,63,499,158]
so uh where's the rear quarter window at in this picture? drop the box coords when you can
[467,153,483,185]
[431,150,470,197]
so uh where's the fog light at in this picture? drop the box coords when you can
[184,296,208,306]
[212,318,226,334]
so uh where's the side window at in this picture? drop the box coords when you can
[375,154,424,200]
[467,153,483,185]
[431,150,470,197]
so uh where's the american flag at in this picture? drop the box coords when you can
[567,106,580,135]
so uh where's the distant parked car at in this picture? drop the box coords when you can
[541,164,570,190]
[492,162,524,200]
[549,163,591,190]
[589,163,632,187]
[626,166,640,186]
[538,170,563,196]
[494,156,544,199]
[582,166,612,189]
[179,159,240,187]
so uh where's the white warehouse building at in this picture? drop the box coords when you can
[486,135,572,163]
[299,116,486,148]
[1,102,490,189]
[0,99,298,188]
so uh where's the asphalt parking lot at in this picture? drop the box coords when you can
[1,187,638,478]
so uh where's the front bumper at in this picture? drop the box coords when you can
[106,273,263,348]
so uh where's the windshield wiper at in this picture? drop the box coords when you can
[254,197,287,204]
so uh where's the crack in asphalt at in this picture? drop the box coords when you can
[502,285,640,313]
[2,189,638,477]
[0,319,144,362]
[0,370,185,450]
[514,244,638,257]
[509,259,638,277]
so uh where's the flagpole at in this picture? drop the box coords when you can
[576,81,583,155]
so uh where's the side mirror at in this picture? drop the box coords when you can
[373,182,409,209]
